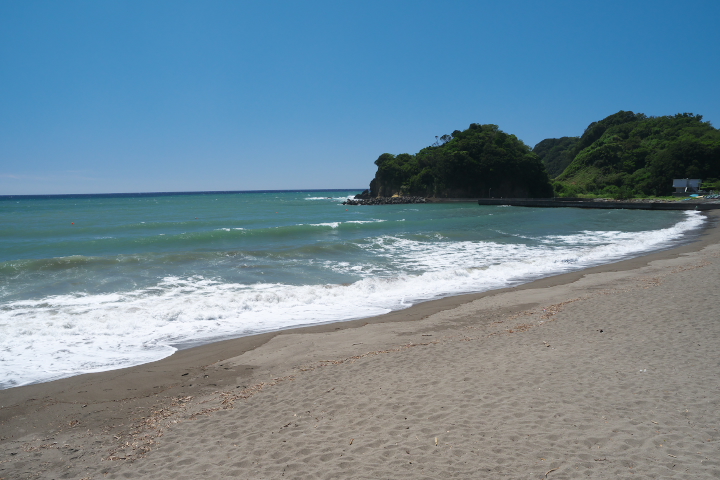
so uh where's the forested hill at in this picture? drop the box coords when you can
[532,137,579,178]
[366,123,553,199]
[536,111,720,197]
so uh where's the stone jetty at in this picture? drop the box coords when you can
[342,196,427,206]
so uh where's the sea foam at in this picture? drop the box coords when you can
[0,211,704,389]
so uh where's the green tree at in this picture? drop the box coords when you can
[366,124,554,198]
[552,111,720,196]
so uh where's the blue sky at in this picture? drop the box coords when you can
[1,0,719,195]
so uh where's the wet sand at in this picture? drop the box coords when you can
[2,212,719,479]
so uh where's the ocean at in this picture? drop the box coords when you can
[0,190,706,389]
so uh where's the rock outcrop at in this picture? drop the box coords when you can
[343,196,427,206]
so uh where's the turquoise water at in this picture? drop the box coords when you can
[0,190,705,388]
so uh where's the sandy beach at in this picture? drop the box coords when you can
[2,212,719,479]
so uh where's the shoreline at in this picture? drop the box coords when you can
[1,212,716,401]
[171,208,708,352]
[2,210,711,393]
[2,211,719,478]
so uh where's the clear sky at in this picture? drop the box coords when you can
[1,0,719,195]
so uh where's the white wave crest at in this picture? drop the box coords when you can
[0,211,704,388]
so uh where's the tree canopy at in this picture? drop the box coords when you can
[542,111,720,197]
[365,112,720,200]
[368,123,553,198]
[533,136,580,178]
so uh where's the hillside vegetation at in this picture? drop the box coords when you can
[367,123,553,198]
[532,136,579,178]
[363,112,720,200]
[541,111,720,197]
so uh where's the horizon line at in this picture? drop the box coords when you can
[0,188,365,200]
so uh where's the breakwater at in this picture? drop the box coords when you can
[477,198,720,210]
[343,196,427,205]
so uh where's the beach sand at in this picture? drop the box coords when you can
[2,212,719,479]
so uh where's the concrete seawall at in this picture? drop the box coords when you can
[476,198,720,210]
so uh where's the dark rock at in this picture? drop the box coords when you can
[354,190,371,199]
[343,196,427,206]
